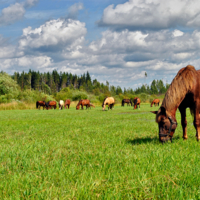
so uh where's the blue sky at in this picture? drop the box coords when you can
[1,0,200,89]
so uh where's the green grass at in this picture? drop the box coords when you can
[0,104,199,199]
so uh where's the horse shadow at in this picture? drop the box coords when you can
[126,135,181,145]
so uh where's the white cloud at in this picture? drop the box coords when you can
[172,30,184,37]
[0,0,38,26]
[0,3,25,26]
[99,0,200,30]
[19,19,87,50]
[67,3,83,19]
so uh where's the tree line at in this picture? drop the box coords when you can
[12,70,170,95]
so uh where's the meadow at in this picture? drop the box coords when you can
[0,104,199,199]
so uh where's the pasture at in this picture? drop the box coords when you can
[0,104,199,199]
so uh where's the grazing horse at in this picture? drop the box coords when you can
[76,99,90,110]
[46,101,57,110]
[121,99,132,106]
[133,97,141,109]
[151,99,160,107]
[152,65,200,143]
[36,101,46,110]
[59,100,64,110]
[102,97,115,111]
[64,99,71,109]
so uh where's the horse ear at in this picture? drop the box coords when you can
[151,111,158,114]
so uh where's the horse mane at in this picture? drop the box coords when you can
[161,65,197,112]
[134,98,137,105]
[102,96,108,105]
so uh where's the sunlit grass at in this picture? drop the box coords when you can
[0,104,199,199]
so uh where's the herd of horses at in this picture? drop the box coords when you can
[36,65,200,144]
[36,97,159,111]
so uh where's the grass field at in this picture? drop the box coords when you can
[0,104,199,199]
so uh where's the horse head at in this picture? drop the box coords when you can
[151,107,178,143]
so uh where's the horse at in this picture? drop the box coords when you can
[59,100,64,110]
[36,101,46,110]
[151,65,200,143]
[102,97,115,111]
[76,99,90,110]
[133,97,141,109]
[64,99,71,109]
[46,101,57,110]
[151,99,160,107]
[121,99,132,106]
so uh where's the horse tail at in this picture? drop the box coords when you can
[36,101,38,108]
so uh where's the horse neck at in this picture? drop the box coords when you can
[77,101,81,106]
[161,75,194,114]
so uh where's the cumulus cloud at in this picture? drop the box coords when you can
[19,18,87,52]
[98,0,200,30]
[67,3,84,19]
[0,3,25,26]
[0,0,38,26]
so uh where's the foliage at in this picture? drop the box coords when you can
[72,91,88,101]
[0,72,20,103]
[55,87,72,101]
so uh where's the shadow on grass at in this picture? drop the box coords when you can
[126,136,181,145]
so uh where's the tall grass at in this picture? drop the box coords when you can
[0,104,198,199]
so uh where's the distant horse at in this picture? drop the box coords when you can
[46,101,57,110]
[151,99,160,107]
[76,99,90,110]
[121,99,132,106]
[36,101,46,110]
[102,97,115,111]
[59,100,64,110]
[64,99,71,109]
[151,65,200,143]
[133,97,141,109]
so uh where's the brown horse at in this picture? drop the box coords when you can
[121,99,132,106]
[36,101,46,110]
[102,97,115,111]
[133,97,141,109]
[152,65,200,143]
[46,101,57,110]
[64,99,71,109]
[76,99,90,110]
[151,99,160,107]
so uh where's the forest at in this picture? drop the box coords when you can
[0,70,170,106]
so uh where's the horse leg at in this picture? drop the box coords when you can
[193,108,200,141]
[179,107,188,140]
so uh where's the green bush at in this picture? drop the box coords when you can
[55,87,72,101]
[72,91,88,101]
[0,72,20,103]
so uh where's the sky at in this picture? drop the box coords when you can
[1,0,200,89]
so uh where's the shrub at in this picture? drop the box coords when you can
[55,87,72,101]
[72,91,88,101]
